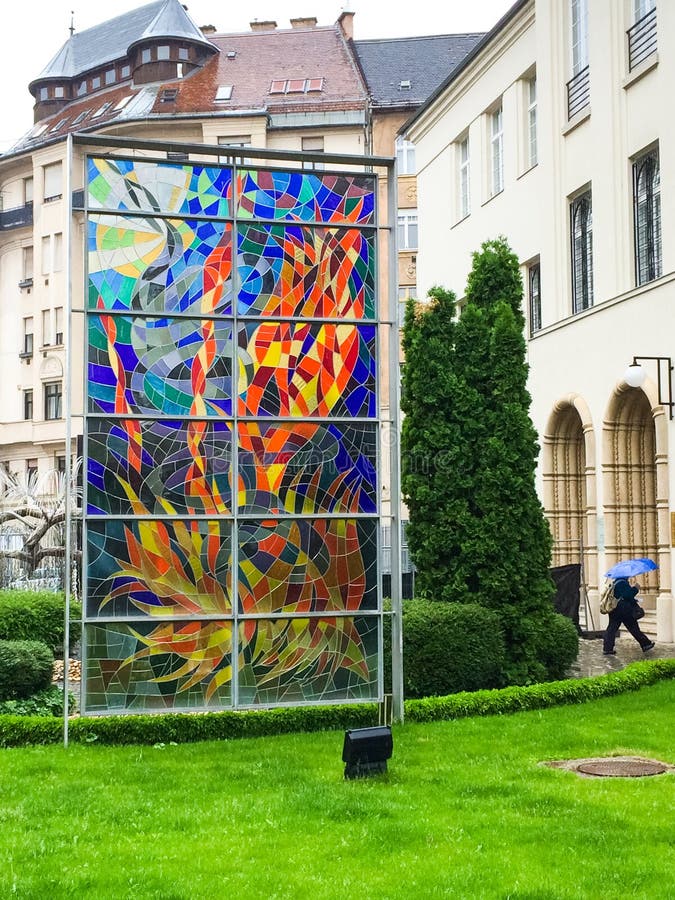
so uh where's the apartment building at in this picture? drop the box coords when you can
[406,0,673,640]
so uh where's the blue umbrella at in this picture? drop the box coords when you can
[604,557,658,579]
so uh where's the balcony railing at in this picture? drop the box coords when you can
[567,65,590,120]
[0,202,33,231]
[628,6,657,72]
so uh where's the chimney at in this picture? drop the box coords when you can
[200,24,216,34]
[250,20,277,31]
[338,10,354,40]
[290,16,318,28]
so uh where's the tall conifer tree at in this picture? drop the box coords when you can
[402,238,565,683]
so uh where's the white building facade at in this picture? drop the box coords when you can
[407,0,674,640]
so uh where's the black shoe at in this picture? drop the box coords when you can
[603,649,616,655]
[642,641,656,653]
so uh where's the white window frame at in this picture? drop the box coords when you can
[490,106,504,196]
[302,136,325,171]
[395,136,416,175]
[528,77,537,168]
[570,0,589,75]
[397,209,418,250]
[458,135,470,220]
[43,162,62,202]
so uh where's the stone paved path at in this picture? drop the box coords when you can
[567,635,675,679]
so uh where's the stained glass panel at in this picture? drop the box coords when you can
[86,518,232,618]
[237,224,375,319]
[237,322,377,418]
[237,421,377,515]
[88,315,234,416]
[237,615,379,706]
[87,418,233,516]
[237,169,375,224]
[88,157,232,217]
[238,518,378,615]
[84,620,233,712]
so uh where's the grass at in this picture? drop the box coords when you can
[1,681,673,899]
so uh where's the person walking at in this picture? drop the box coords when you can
[603,577,655,655]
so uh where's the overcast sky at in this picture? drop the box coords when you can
[1,0,516,151]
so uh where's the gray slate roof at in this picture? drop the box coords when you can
[33,0,214,82]
[353,33,484,107]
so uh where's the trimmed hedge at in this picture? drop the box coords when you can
[0,590,82,653]
[0,658,673,748]
[531,612,580,681]
[0,640,54,700]
[389,600,506,697]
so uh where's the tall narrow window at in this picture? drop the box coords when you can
[633,147,661,286]
[571,0,589,74]
[22,246,33,281]
[528,77,537,167]
[302,136,324,171]
[397,210,418,250]
[44,382,62,420]
[23,390,33,421]
[23,177,33,205]
[491,106,504,196]
[55,307,64,345]
[53,233,63,271]
[42,309,52,345]
[528,261,542,333]
[570,189,593,313]
[43,162,62,202]
[458,136,470,219]
[628,0,657,70]
[22,317,33,356]
[41,236,51,275]
[395,136,416,175]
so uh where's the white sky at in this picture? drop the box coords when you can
[1,0,515,151]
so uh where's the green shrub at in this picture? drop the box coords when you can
[385,599,505,697]
[0,640,54,700]
[0,686,75,717]
[0,590,82,653]
[530,612,580,680]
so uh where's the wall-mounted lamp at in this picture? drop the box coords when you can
[623,356,674,419]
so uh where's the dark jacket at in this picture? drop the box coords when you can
[612,578,640,614]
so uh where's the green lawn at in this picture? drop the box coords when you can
[1,681,673,899]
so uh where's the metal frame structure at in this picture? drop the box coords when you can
[64,134,402,739]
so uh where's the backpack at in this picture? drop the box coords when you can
[599,579,617,614]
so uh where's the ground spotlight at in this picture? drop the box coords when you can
[342,726,393,779]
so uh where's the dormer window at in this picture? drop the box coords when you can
[92,76,101,89]
[105,69,116,85]
[399,80,412,91]
[121,64,131,79]
[141,48,151,63]
[215,85,233,101]
[39,87,48,101]
[54,86,65,98]
[72,109,90,125]
[269,77,324,94]
[160,88,178,102]
[158,45,170,60]
[179,47,189,60]
[91,101,112,119]
[77,81,86,96]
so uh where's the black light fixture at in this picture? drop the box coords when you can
[623,356,674,419]
[342,726,393,779]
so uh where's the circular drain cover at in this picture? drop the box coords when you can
[577,759,667,778]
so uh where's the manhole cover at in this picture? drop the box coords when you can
[576,759,667,777]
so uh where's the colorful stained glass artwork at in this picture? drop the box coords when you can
[84,154,382,714]
[237,422,377,515]
[237,615,378,706]
[88,315,234,416]
[87,419,233,516]
[237,322,377,418]
[238,518,378,614]
[237,169,375,225]
[88,215,232,315]
[88,157,232,217]
[86,519,232,619]
[85,620,233,712]
[237,224,375,319]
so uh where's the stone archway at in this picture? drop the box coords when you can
[604,380,672,641]
[543,394,598,599]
